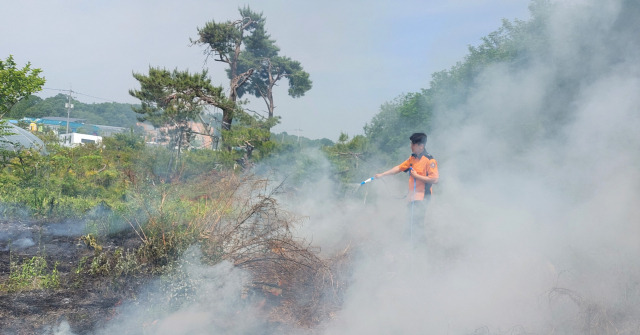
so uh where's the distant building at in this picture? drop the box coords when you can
[137,121,216,149]
[21,116,86,133]
[59,133,102,147]
[21,117,127,137]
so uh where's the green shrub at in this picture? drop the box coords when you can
[2,255,60,292]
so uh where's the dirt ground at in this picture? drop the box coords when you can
[0,219,147,335]
[0,216,343,334]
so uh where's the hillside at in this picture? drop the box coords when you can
[7,94,139,129]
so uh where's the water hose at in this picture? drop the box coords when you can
[409,167,416,248]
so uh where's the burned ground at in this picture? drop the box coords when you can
[0,210,349,334]
[0,218,148,334]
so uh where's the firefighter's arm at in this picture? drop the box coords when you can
[409,162,438,184]
[410,169,439,184]
[374,166,402,179]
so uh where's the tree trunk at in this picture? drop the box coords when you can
[229,37,242,103]
[222,109,233,131]
[267,89,275,119]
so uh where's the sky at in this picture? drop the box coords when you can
[1,0,531,140]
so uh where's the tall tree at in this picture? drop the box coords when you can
[192,6,264,131]
[242,55,312,120]
[193,7,312,127]
[129,67,231,170]
[234,16,312,121]
[0,55,45,115]
[0,55,45,139]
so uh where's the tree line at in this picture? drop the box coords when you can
[324,0,640,185]
[7,94,139,128]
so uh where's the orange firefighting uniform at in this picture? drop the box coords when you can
[396,151,438,201]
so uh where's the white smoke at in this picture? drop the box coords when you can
[315,0,640,334]
[91,247,269,335]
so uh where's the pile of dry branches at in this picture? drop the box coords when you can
[548,287,640,334]
[191,172,351,329]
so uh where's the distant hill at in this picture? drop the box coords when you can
[272,131,334,147]
[8,94,140,128]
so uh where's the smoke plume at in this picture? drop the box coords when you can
[316,0,640,334]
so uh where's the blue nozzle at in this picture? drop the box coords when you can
[360,177,374,185]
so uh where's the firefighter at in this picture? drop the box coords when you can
[374,132,439,243]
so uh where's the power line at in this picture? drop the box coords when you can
[42,87,121,103]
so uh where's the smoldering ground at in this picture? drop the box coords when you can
[50,248,271,335]
[49,0,640,334]
[93,248,271,335]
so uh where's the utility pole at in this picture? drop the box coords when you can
[65,88,74,134]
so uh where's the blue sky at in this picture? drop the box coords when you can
[1,0,531,140]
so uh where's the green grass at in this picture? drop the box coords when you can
[2,255,60,292]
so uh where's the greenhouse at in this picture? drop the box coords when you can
[0,122,47,154]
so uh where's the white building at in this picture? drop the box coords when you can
[59,133,102,147]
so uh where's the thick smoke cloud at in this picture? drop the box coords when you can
[315,0,640,334]
[90,248,269,335]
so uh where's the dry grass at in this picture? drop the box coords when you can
[548,287,640,335]
[186,171,350,329]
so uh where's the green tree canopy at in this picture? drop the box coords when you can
[322,133,369,184]
[364,92,432,163]
[192,6,265,131]
[130,67,231,169]
[0,55,45,116]
[0,55,46,140]
[235,24,312,120]
[9,94,140,128]
[193,6,312,126]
